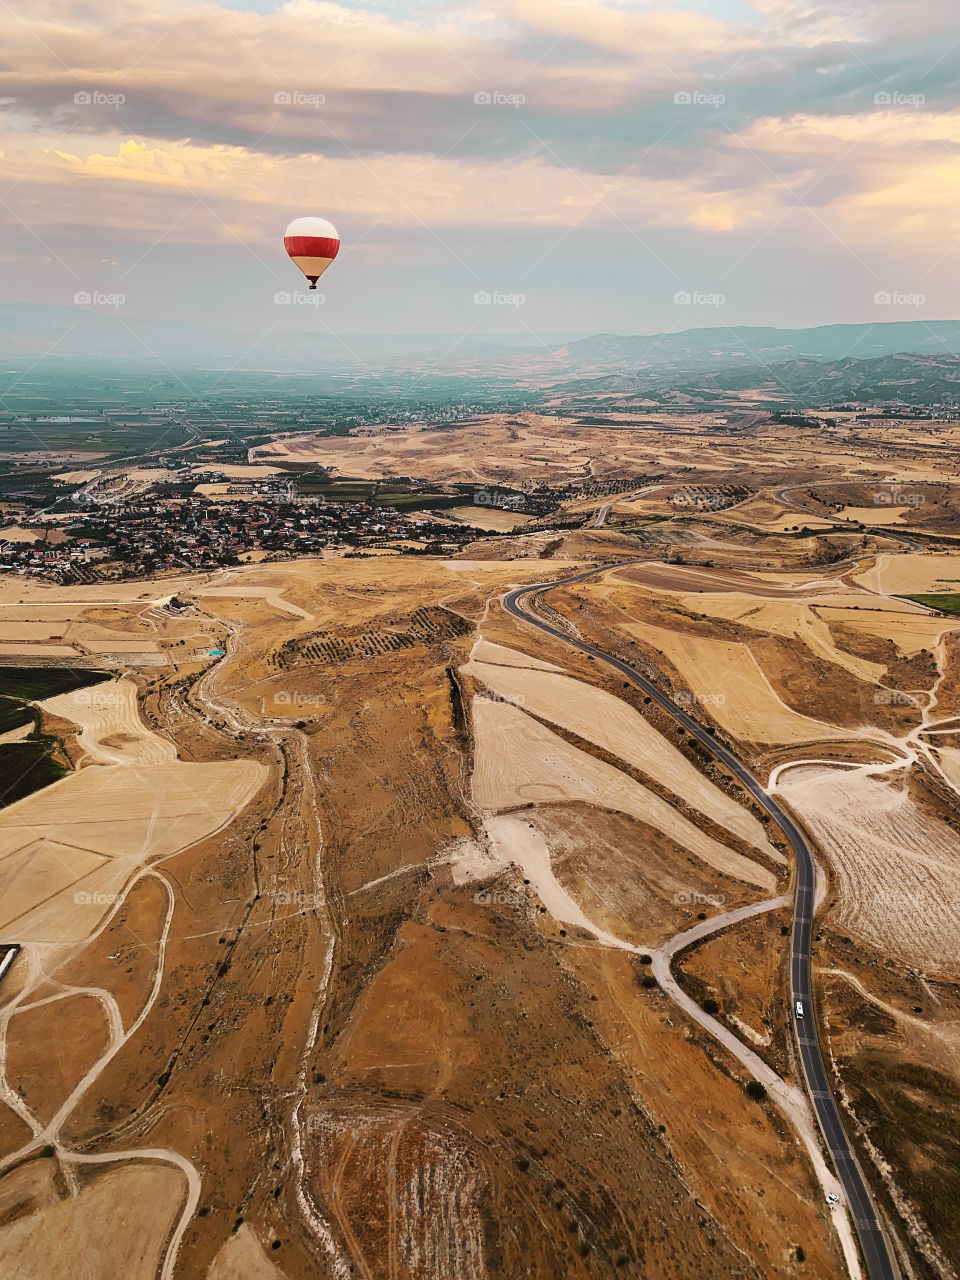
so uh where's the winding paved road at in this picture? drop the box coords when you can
[503,563,898,1280]
[774,483,923,552]
[587,484,666,529]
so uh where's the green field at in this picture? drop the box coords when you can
[291,473,461,511]
[372,492,463,511]
[0,696,36,735]
[292,475,378,497]
[899,593,960,615]
[0,419,193,456]
[0,740,68,808]
[0,667,110,809]
[0,667,111,701]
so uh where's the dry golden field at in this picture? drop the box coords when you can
[0,551,846,1280]
[2,410,960,1279]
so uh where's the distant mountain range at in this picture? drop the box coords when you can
[0,303,569,365]
[4,305,960,409]
[676,352,960,406]
[550,352,960,409]
[549,322,960,375]
[3,304,960,375]
[0,302,239,361]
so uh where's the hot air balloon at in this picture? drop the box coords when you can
[283,216,340,290]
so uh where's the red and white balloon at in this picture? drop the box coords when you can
[283,216,340,290]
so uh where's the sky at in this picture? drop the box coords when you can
[1,0,959,339]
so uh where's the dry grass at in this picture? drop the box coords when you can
[778,765,960,976]
[5,522,956,1278]
[464,656,781,856]
[471,695,776,890]
[0,674,264,946]
[0,1161,186,1279]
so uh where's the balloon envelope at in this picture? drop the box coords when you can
[284,216,340,288]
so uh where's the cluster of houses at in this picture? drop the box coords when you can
[0,494,474,580]
[0,527,102,580]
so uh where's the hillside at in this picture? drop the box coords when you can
[549,352,960,410]
[552,322,960,375]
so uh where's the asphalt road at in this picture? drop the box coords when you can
[587,484,666,529]
[504,564,898,1280]
[773,484,923,553]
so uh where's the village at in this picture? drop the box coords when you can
[0,491,482,581]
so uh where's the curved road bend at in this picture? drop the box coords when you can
[774,484,923,554]
[588,484,668,529]
[503,564,898,1280]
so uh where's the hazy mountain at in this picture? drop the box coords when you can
[0,302,245,361]
[550,322,960,374]
[0,303,560,364]
[5,304,960,378]
[550,352,960,409]
[6,306,960,410]
[673,352,960,406]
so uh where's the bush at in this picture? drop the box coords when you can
[641,975,658,989]
[745,1080,767,1101]
[703,998,720,1015]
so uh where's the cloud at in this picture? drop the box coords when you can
[2,0,960,327]
[7,133,767,240]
